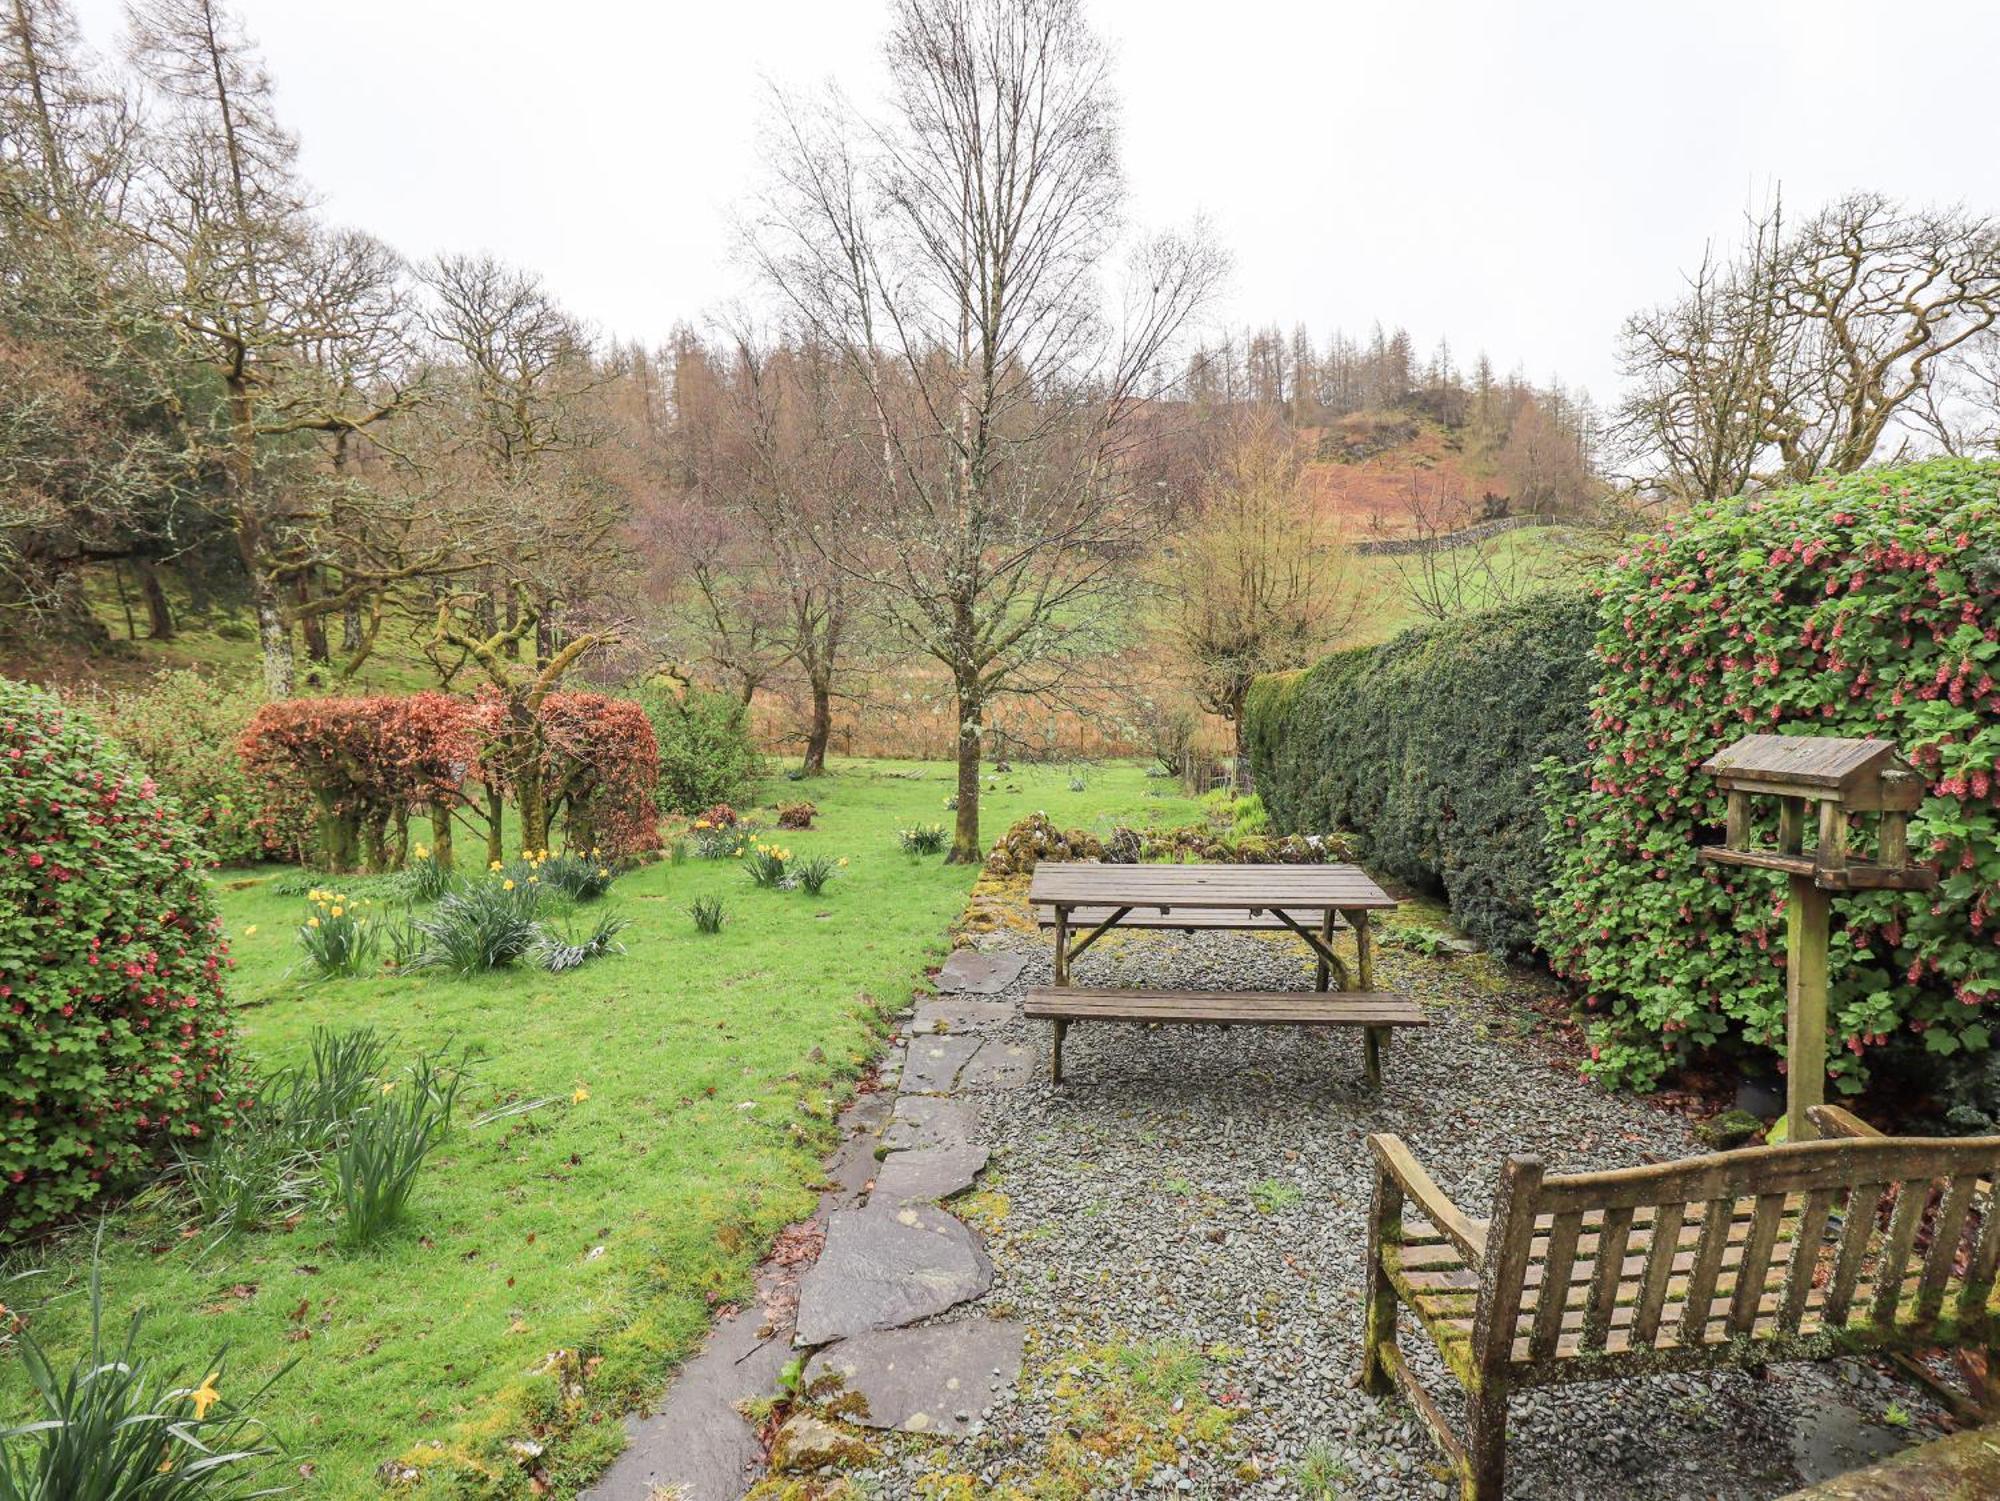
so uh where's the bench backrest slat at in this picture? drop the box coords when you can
[1824,1182,1884,1328]
[1580,1205,1635,1352]
[1475,1133,2000,1373]
[1960,1196,2000,1320]
[1778,1189,1837,1335]
[1728,1192,1789,1335]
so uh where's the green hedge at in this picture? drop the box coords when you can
[1540,459,2000,1095]
[1245,592,1599,955]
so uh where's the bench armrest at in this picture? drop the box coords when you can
[1808,1104,1885,1140]
[1368,1133,1489,1266]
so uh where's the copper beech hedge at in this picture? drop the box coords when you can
[239,689,660,874]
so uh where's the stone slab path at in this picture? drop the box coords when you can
[587,943,1027,1499]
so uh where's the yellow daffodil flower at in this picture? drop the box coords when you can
[597,868,609,878]
[306,917,320,929]
[490,860,503,872]
[572,1086,590,1103]
[837,858,849,867]
[502,879,516,891]
[243,924,259,935]
[190,1372,221,1419]
[330,906,343,918]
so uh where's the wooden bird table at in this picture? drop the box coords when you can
[1023,862,1426,1086]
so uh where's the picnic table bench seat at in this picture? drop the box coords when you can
[1024,986,1426,1084]
[1364,1108,2000,1500]
[1032,903,1344,933]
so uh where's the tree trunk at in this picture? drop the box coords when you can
[803,671,833,776]
[947,679,983,864]
[428,803,454,871]
[341,594,364,654]
[298,571,330,665]
[255,587,295,699]
[483,782,505,868]
[136,559,175,640]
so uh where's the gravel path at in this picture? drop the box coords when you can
[840,920,1944,1500]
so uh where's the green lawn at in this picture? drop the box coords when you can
[1,759,1203,1496]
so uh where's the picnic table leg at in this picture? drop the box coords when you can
[1053,906,1070,987]
[1051,1019,1067,1085]
[1314,908,1334,992]
[1354,909,1386,1087]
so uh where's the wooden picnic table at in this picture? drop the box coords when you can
[1023,862,1424,1086]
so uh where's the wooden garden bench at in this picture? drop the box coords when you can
[1362,1111,2000,1500]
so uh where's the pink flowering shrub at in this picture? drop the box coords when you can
[0,676,238,1240]
[1540,459,2000,1093]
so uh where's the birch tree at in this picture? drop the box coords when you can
[753,0,1224,860]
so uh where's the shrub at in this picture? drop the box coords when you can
[0,678,239,1242]
[3,1247,287,1493]
[1246,591,1599,955]
[777,800,817,830]
[172,1027,388,1245]
[533,850,617,901]
[687,895,728,934]
[743,840,792,888]
[794,854,846,895]
[529,692,662,862]
[532,913,630,974]
[411,881,544,976]
[697,803,740,828]
[1540,460,2000,1094]
[899,823,951,858]
[638,685,762,815]
[329,1050,466,1246]
[94,668,305,864]
[692,820,753,860]
[293,889,382,978]
[404,842,455,902]
[240,692,476,874]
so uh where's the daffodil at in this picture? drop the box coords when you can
[330,906,344,918]
[837,857,849,867]
[381,1080,397,1095]
[597,868,609,878]
[503,878,516,891]
[306,916,320,929]
[490,860,503,872]
[572,1085,590,1104]
[243,924,259,935]
[189,1372,220,1420]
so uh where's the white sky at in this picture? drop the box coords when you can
[68,0,2000,404]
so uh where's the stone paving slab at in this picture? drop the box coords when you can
[910,997,1016,1034]
[585,1281,790,1500]
[933,950,1028,995]
[881,1094,983,1153]
[804,1319,1025,1434]
[871,1142,989,1204]
[901,1033,983,1094]
[959,1038,1034,1090]
[793,1205,993,1346]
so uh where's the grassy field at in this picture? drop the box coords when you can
[1,759,1203,1496]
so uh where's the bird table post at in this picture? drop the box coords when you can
[1697,735,1936,1143]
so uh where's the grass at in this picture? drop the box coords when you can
[0,758,1202,1496]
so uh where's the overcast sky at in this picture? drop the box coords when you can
[67,0,2000,403]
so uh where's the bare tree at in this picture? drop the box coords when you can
[752,0,1225,860]
[1616,194,2000,498]
[1156,412,1368,764]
